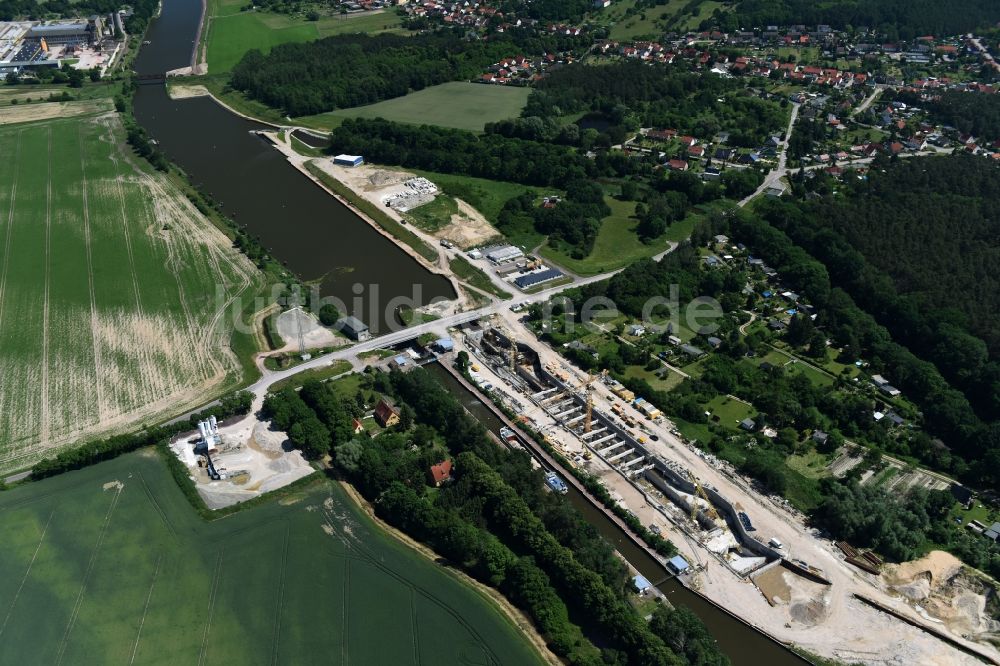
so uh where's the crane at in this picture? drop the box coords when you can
[686,471,720,523]
[583,369,607,433]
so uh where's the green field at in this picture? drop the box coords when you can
[0,452,543,664]
[204,0,408,73]
[601,0,730,39]
[323,82,531,132]
[542,197,669,275]
[0,113,259,473]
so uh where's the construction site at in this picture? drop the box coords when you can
[0,18,125,75]
[445,315,997,665]
[168,415,314,509]
[467,324,803,581]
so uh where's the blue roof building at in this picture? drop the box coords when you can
[633,574,653,593]
[514,268,563,290]
[668,555,691,574]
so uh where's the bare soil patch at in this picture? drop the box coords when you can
[0,99,112,126]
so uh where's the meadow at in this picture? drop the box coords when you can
[0,113,259,473]
[0,451,543,664]
[323,82,532,132]
[204,0,408,73]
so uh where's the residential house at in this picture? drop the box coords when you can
[428,459,453,487]
[374,398,400,428]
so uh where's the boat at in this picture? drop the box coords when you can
[544,471,568,494]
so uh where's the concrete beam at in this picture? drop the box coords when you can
[607,448,636,463]
[533,388,559,399]
[581,426,607,438]
[598,440,625,456]
[620,456,646,469]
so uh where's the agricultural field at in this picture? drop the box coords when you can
[0,451,544,664]
[0,113,259,473]
[203,0,408,73]
[323,82,532,132]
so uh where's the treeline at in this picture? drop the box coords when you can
[230,29,587,116]
[723,0,1000,39]
[328,118,597,187]
[31,391,254,480]
[770,157,1000,417]
[812,478,1000,579]
[263,369,727,665]
[498,180,608,256]
[527,61,786,148]
[897,90,1000,142]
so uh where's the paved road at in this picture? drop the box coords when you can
[971,37,1000,72]
[739,102,800,206]
[850,85,884,118]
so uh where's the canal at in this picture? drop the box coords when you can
[425,362,807,666]
[130,0,455,334]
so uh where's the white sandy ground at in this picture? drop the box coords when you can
[317,163,501,249]
[274,307,345,352]
[165,83,211,100]
[459,318,998,666]
[169,416,313,510]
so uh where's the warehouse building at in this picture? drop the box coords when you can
[484,244,524,264]
[333,154,364,167]
[337,315,370,341]
[514,268,563,290]
[27,22,95,45]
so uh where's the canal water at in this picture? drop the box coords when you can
[425,362,807,666]
[130,0,454,334]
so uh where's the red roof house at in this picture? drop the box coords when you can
[429,460,453,487]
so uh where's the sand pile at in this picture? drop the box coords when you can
[884,551,1000,643]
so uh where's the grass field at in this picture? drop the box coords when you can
[0,451,544,664]
[204,0,407,72]
[600,0,729,39]
[320,82,531,132]
[542,197,668,275]
[0,113,259,473]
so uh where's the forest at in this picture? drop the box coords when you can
[497,181,608,256]
[775,156,1000,421]
[526,61,787,148]
[723,0,1000,39]
[896,90,1000,142]
[229,28,589,116]
[327,118,602,187]
[261,370,729,666]
[811,478,1000,579]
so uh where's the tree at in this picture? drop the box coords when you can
[398,404,415,431]
[318,303,340,326]
[288,416,331,459]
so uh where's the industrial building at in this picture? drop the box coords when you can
[514,268,563,290]
[0,18,122,73]
[483,244,524,264]
[337,315,370,341]
[333,154,364,167]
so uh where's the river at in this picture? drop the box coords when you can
[130,0,454,334]
[425,362,808,666]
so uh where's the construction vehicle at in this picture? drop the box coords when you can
[687,471,720,523]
